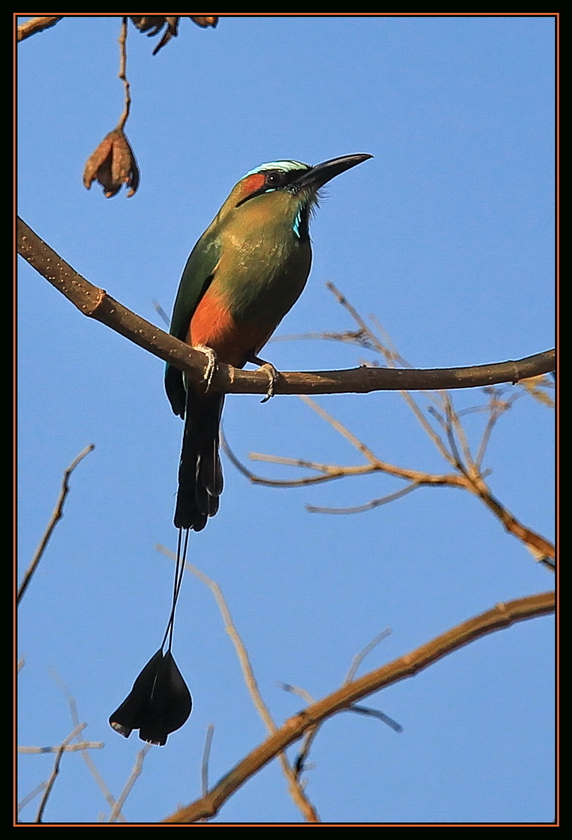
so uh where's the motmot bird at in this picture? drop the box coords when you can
[165,153,372,531]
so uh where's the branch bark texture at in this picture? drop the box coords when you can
[18,217,555,397]
[17,16,63,41]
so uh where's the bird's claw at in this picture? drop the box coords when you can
[196,345,218,393]
[258,362,280,403]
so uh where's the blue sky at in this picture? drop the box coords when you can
[17,15,555,824]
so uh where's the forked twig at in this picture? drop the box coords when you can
[35,723,86,823]
[247,285,554,567]
[108,746,152,823]
[50,671,127,821]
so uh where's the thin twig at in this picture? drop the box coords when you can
[321,305,458,460]
[293,726,320,777]
[326,282,467,466]
[18,783,48,814]
[464,478,555,567]
[293,630,398,774]
[306,482,421,515]
[272,329,376,349]
[279,683,315,705]
[299,394,379,464]
[152,298,170,327]
[116,18,131,130]
[475,390,518,469]
[223,433,354,487]
[201,725,215,797]
[295,397,469,490]
[224,432,406,488]
[442,396,470,474]
[518,375,555,408]
[36,723,86,823]
[155,544,320,822]
[402,388,457,466]
[51,670,126,821]
[346,705,403,733]
[445,393,475,472]
[345,629,393,683]
[155,545,275,731]
[19,741,103,754]
[308,287,555,564]
[17,444,94,604]
[278,686,320,778]
[108,745,152,823]
[231,450,467,503]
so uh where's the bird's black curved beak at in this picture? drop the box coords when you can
[294,153,373,190]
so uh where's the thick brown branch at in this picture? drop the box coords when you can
[17,16,63,41]
[18,217,555,396]
[164,591,554,823]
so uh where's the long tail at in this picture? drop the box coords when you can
[175,390,224,530]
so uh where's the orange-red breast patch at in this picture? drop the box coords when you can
[188,288,271,368]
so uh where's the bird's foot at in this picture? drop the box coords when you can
[195,344,218,393]
[257,361,280,403]
[246,354,281,402]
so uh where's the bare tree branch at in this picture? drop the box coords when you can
[283,629,400,778]
[17,16,63,42]
[35,723,86,823]
[17,444,94,604]
[50,670,127,821]
[164,591,554,823]
[223,432,465,493]
[19,742,103,754]
[17,217,555,396]
[201,725,215,798]
[306,483,421,514]
[18,783,48,815]
[344,629,393,683]
[108,746,152,824]
[243,316,555,567]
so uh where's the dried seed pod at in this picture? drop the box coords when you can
[190,16,218,28]
[83,128,140,198]
[130,15,180,54]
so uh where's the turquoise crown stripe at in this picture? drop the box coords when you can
[243,160,309,178]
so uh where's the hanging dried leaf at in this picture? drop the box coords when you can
[130,16,169,35]
[130,15,218,53]
[83,128,140,198]
[190,16,218,28]
[130,16,180,54]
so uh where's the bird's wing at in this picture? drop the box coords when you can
[165,232,222,418]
